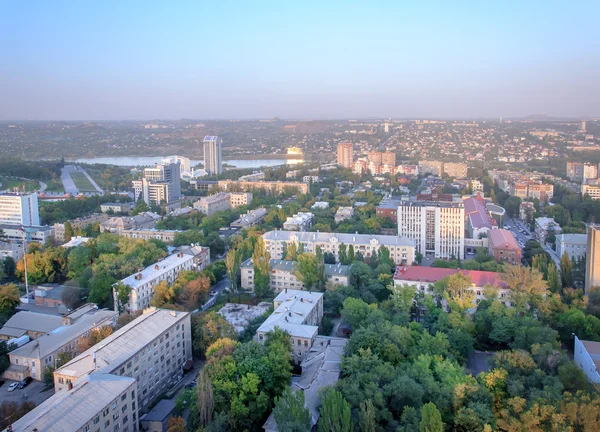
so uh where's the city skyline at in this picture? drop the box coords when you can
[2,1,599,120]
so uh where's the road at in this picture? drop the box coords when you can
[38,181,47,192]
[80,167,104,195]
[197,276,230,312]
[502,216,561,270]
[60,166,79,195]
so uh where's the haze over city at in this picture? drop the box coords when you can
[3,0,599,120]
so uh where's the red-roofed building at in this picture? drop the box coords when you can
[393,265,509,303]
[488,229,522,264]
[463,193,499,239]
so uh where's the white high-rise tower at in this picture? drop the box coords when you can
[203,136,223,175]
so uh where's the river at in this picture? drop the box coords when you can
[68,156,303,169]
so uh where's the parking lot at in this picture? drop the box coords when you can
[0,379,54,407]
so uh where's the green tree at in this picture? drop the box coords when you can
[359,400,377,432]
[420,402,443,432]
[286,242,298,261]
[197,370,214,427]
[318,389,352,432]
[226,248,242,295]
[274,387,311,432]
[0,283,20,316]
[338,243,348,265]
[547,263,561,293]
[63,221,74,241]
[293,253,320,292]
[560,251,573,288]
[61,285,81,310]
[347,244,355,263]
[252,237,271,299]
[415,251,423,264]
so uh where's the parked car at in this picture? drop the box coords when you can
[17,377,32,389]
[8,382,19,392]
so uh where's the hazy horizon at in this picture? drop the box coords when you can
[3,0,599,121]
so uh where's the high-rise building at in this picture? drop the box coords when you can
[397,201,465,259]
[368,151,383,164]
[133,163,181,205]
[585,225,600,293]
[161,155,191,175]
[581,121,587,133]
[382,151,396,166]
[384,122,390,133]
[0,192,40,226]
[337,142,353,168]
[203,136,223,175]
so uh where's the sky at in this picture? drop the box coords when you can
[1,0,599,120]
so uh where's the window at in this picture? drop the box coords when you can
[122,415,128,424]
[94,416,100,425]
[122,405,127,413]
[103,408,109,417]
[105,420,110,428]
[121,394,127,402]
[131,390,135,399]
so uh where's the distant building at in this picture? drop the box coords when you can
[256,289,324,363]
[283,212,314,231]
[334,206,354,223]
[382,151,396,167]
[100,212,161,234]
[240,259,350,292]
[217,180,308,194]
[376,199,402,220]
[61,236,90,248]
[337,142,353,168]
[0,240,23,262]
[585,225,600,294]
[367,151,382,164]
[582,182,600,200]
[556,233,587,261]
[464,194,498,239]
[1,224,54,243]
[443,162,468,178]
[488,229,522,264]
[303,175,319,183]
[0,192,40,226]
[193,192,231,215]
[203,135,223,175]
[418,160,443,176]
[311,201,329,210]
[519,201,535,221]
[133,162,182,205]
[535,217,562,242]
[162,155,191,176]
[120,229,181,243]
[574,336,600,384]
[230,208,267,228]
[100,202,133,214]
[238,171,265,182]
[54,213,109,242]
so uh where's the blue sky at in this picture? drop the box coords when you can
[1,1,599,120]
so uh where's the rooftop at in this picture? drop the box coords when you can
[141,399,175,423]
[231,208,267,226]
[394,266,507,288]
[464,194,497,230]
[283,212,314,227]
[0,311,64,338]
[488,229,520,250]
[120,252,194,290]
[557,233,587,243]
[377,199,402,209]
[536,217,562,231]
[11,374,135,432]
[263,230,415,248]
[218,302,272,333]
[61,236,91,248]
[257,289,323,339]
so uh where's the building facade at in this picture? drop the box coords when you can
[100,202,133,214]
[443,162,468,178]
[283,212,314,231]
[574,336,600,384]
[334,206,354,223]
[586,225,600,294]
[230,208,267,228]
[0,192,40,226]
[582,183,600,200]
[337,142,353,168]
[54,213,109,242]
[555,233,587,261]
[203,136,223,175]
[193,192,231,215]
[487,229,522,264]
[535,217,562,243]
[120,229,181,243]
[217,180,309,194]
[418,160,443,176]
[397,201,465,259]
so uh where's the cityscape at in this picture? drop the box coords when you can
[1,1,600,432]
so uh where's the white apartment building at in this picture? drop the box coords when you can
[11,374,138,432]
[240,258,350,292]
[54,308,192,412]
[117,252,196,312]
[283,212,314,231]
[334,206,354,223]
[535,217,562,242]
[161,155,191,175]
[582,183,600,200]
[203,136,223,175]
[0,224,54,243]
[555,233,587,261]
[193,192,231,215]
[133,163,181,205]
[256,289,324,363]
[263,230,415,265]
[229,192,253,208]
[397,201,465,260]
[0,192,40,226]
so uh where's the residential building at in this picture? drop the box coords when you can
[229,192,253,207]
[585,225,600,294]
[418,160,443,176]
[240,259,350,292]
[100,212,161,234]
[334,206,354,223]
[286,170,301,178]
[393,266,510,304]
[53,308,192,413]
[100,202,133,214]
[567,162,599,183]
[132,162,181,205]
[352,159,367,175]
[0,224,54,243]
[528,183,555,201]
[120,229,181,243]
[367,150,382,164]
[0,240,23,262]
[397,201,465,259]
[488,229,522,264]
[203,135,223,175]
[535,217,562,242]
[337,142,353,168]
[283,212,314,231]
[3,305,117,381]
[556,233,587,261]
[54,213,109,242]
[256,289,324,363]
[582,182,600,200]
[162,155,191,176]
[117,252,196,312]
[230,208,267,228]
[0,192,40,226]
[263,230,415,265]
[34,284,71,307]
[574,336,600,384]
[443,162,468,178]
[238,172,265,182]
[140,399,175,432]
[217,180,309,194]
[193,192,231,215]
[0,311,64,341]
[173,244,211,270]
[303,175,319,183]
[10,374,137,432]
[519,201,535,221]
[382,151,396,167]
[376,199,402,220]
[464,194,498,239]
[311,201,329,210]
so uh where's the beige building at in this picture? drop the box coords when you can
[443,162,468,178]
[10,373,138,432]
[0,311,63,341]
[582,183,600,200]
[337,142,353,168]
[217,180,309,194]
[240,259,350,292]
[586,225,600,294]
[54,308,192,412]
[54,213,109,242]
[120,229,181,243]
[263,230,415,265]
[283,212,314,231]
[256,289,324,363]
[418,160,443,176]
[229,192,253,207]
[3,305,117,382]
[192,192,253,216]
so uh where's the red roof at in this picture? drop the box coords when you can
[394,266,507,288]
[488,229,520,250]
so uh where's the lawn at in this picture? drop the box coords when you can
[0,176,38,192]
[69,171,97,192]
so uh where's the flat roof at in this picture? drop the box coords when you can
[263,230,414,248]
[0,311,63,337]
[257,290,322,339]
[141,399,175,423]
[120,252,194,290]
[557,233,587,243]
[11,374,135,432]
[241,258,350,277]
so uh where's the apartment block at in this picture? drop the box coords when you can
[585,225,600,294]
[263,230,415,265]
[117,252,196,312]
[382,151,396,167]
[0,192,40,226]
[238,172,265,182]
[418,160,443,176]
[120,229,181,243]
[334,206,354,223]
[100,212,161,234]
[230,208,267,228]
[217,180,309,194]
[582,183,600,200]
[397,201,465,259]
[376,199,402,220]
[488,229,522,264]
[555,233,587,261]
[567,162,599,183]
[203,136,223,175]
[240,258,350,292]
[54,213,109,242]
[283,212,314,231]
[535,217,562,243]
[193,192,231,216]
[100,202,133,214]
[367,151,382,164]
[443,162,468,178]
[229,192,253,207]
[337,142,353,168]
[54,308,192,413]
[11,374,138,432]
[256,289,324,363]
[133,162,182,205]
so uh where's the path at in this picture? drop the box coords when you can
[38,181,47,192]
[60,165,79,195]
[80,167,104,195]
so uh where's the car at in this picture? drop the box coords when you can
[466,252,475,256]
[17,377,32,389]
[7,382,19,392]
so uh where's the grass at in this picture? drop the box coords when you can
[0,176,38,192]
[44,179,65,193]
[69,171,97,192]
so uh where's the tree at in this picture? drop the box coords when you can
[3,257,16,281]
[338,243,348,265]
[0,283,20,316]
[433,272,475,310]
[166,416,186,432]
[67,246,92,279]
[318,389,352,432]
[420,402,443,432]
[547,263,561,293]
[415,252,423,264]
[359,400,377,432]
[63,221,74,241]
[560,251,573,288]
[293,253,320,292]
[179,275,211,309]
[78,325,114,351]
[197,370,214,427]
[226,248,242,295]
[191,311,237,358]
[151,280,176,307]
[502,264,547,312]
[347,244,355,263]
[88,273,116,308]
[273,387,312,432]
[252,237,271,299]
[61,285,82,310]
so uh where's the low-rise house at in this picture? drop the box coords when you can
[488,229,522,264]
[311,201,329,210]
[100,202,133,214]
[555,233,587,260]
[282,212,314,231]
[256,289,324,363]
[535,217,562,242]
[230,208,267,228]
[0,311,64,340]
[240,259,350,293]
[140,399,175,432]
[100,212,161,234]
[334,206,354,223]
[33,284,72,307]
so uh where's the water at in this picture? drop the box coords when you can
[68,156,302,169]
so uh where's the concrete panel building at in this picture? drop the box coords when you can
[337,142,353,168]
[555,233,587,261]
[283,212,314,231]
[193,192,231,215]
[203,136,223,175]
[0,192,40,226]
[585,225,600,294]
